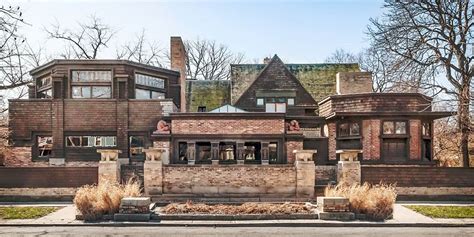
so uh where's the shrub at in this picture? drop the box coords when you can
[324,182,397,220]
[73,178,141,221]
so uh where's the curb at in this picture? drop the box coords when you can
[0,222,473,228]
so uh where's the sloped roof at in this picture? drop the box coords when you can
[185,80,231,112]
[209,104,247,113]
[231,61,360,103]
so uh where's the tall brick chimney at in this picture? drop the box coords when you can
[336,72,373,95]
[170,36,186,111]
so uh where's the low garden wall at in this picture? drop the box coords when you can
[0,167,98,188]
[361,166,474,197]
[162,165,297,196]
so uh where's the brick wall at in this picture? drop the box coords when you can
[162,165,296,196]
[286,140,303,164]
[361,167,474,187]
[328,122,337,160]
[362,119,381,160]
[336,72,372,95]
[172,118,285,135]
[315,165,337,185]
[409,120,421,160]
[128,100,163,131]
[4,147,47,167]
[170,37,187,111]
[0,167,98,188]
[63,100,117,131]
[9,100,52,141]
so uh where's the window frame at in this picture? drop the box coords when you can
[382,120,409,137]
[65,135,117,148]
[33,134,53,161]
[70,70,113,99]
[134,72,167,99]
[337,121,361,138]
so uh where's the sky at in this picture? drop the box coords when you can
[11,0,385,63]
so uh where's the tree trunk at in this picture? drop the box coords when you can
[458,79,471,167]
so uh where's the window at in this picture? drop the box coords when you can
[269,142,278,164]
[422,122,431,137]
[266,103,286,112]
[257,98,264,106]
[37,89,52,99]
[338,122,360,137]
[244,142,261,162]
[72,86,111,98]
[66,136,116,147]
[178,142,188,162]
[135,73,165,89]
[37,136,53,158]
[287,98,295,106]
[37,77,52,89]
[129,136,145,159]
[196,142,211,162]
[383,121,407,135]
[198,106,207,112]
[72,71,112,82]
[135,88,165,99]
[219,142,236,161]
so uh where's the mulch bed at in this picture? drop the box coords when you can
[161,201,316,215]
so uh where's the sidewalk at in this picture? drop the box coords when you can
[0,202,473,226]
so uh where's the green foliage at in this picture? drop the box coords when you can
[0,206,59,219]
[186,80,231,112]
[405,205,474,218]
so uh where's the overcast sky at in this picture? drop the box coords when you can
[11,0,384,64]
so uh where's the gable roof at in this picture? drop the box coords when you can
[234,55,317,108]
[231,61,360,103]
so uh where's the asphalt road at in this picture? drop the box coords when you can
[0,226,473,237]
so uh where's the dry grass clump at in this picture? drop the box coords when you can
[162,201,313,215]
[325,182,397,220]
[74,179,141,221]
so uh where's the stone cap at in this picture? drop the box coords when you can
[120,197,151,207]
[293,150,317,162]
[97,149,122,162]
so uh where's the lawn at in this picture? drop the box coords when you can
[0,206,60,219]
[405,205,474,218]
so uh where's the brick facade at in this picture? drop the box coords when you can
[409,119,421,160]
[162,165,297,196]
[172,117,285,135]
[286,140,303,164]
[362,119,381,160]
[336,72,372,95]
[327,122,337,160]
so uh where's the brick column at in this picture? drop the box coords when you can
[116,100,129,164]
[261,142,269,165]
[337,160,361,185]
[236,142,245,165]
[409,119,421,160]
[327,122,337,160]
[98,160,121,184]
[295,150,316,198]
[51,98,65,166]
[143,149,163,195]
[187,142,195,165]
[211,142,219,165]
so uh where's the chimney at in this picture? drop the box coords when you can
[336,72,373,95]
[170,36,186,112]
[263,57,271,64]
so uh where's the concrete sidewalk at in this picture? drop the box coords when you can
[0,202,473,226]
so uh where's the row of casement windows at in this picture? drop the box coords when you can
[256,97,295,113]
[36,71,166,99]
[337,121,431,137]
[36,135,117,158]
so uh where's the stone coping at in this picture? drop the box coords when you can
[156,213,319,221]
[163,164,295,168]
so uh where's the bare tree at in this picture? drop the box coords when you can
[368,1,473,167]
[184,38,245,80]
[0,6,48,112]
[324,48,359,64]
[45,15,114,59]
[116,29,166,67]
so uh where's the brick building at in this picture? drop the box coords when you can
[5,37,454,196]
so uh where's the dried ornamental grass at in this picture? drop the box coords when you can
[324,182,397,220]
[74,178,141,221]
[162,201,314,215]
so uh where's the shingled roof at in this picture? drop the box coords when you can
[230,58,360,104]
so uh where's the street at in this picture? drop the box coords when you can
[0,226,473,237]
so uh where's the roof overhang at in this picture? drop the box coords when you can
[325,111,455,120]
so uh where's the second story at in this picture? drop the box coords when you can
[28,59,181,108]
